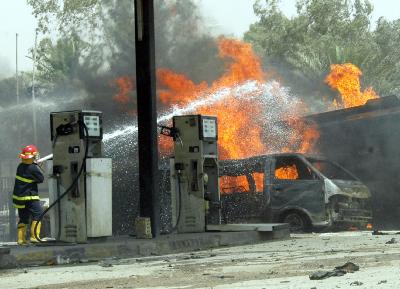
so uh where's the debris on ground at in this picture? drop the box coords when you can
[372,230,400,235]
[98,257,120,267]
[335,262,360,273]
[309,262,359,280]
[350,281,363,286]
[378,280,387,284]
[385,238,397,244]
[99,261,113,267]
[212,275,234,279]
[309,270,345,280]
[372,230,389,235]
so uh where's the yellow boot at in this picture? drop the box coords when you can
[17,223,28,245]
[30,220,42,243]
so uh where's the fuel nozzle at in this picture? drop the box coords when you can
[159,125,179,139]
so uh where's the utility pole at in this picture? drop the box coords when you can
[16,33,21,148]
[32,30,38,145]
[134,0,160,237]
[16,33,19,105]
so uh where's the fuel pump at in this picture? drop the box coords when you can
[164,115,221,233]
[47,110,112,243]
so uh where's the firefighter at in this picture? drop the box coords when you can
[12,145,44,245]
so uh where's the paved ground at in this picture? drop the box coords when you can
[1,231,400,289]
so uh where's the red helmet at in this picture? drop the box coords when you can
[19,145,39,159]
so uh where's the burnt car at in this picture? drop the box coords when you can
[219,153,373,232]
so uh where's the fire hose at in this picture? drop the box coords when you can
[36,154,54,164]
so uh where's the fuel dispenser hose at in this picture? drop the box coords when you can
[33,121,89,243]
[171,173,182,232]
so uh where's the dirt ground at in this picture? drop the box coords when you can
[2,231,400,289]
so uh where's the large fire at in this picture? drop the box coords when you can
[325,63,379,109]
[157,38,318,159]
[114,38,320,193]
[157,38,268,159]
[157,38,319,193]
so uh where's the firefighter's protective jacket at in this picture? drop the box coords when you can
[12,163,44,208]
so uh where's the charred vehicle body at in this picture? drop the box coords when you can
[219,153,372,231]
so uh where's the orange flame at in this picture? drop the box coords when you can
[283,116,320,154]
[275,164,299,180]
[253,172,264,191]
[219,172,264,194]
[325,63,379,109]
[113,76,135,104]
[112,38,321,195]
[220,175,249,194]
[157,38,319,160]
[158,68,208,105]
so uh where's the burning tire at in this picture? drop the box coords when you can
[282,211,310,232]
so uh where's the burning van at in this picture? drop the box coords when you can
[219,153,373,232]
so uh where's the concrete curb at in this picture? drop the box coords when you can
[3,229,289,268]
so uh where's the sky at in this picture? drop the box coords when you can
[0,0,399,76]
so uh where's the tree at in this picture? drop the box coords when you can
[245,0,400,104]
[27,0,224,85]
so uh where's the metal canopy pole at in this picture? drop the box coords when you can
[134,0,160,237]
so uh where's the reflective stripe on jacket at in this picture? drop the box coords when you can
[13,163,44,208]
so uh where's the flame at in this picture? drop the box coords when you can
[366,223,373,230]
[158,68,208,105]
[219,175,249,194]
[112,37,321,195]
[219,172,264,194]
[157,38,319,159]
[114,38,319,193]
[275,164,299,180]
[283,117,320,154]
[113,76,135,104]
[325,63,379,109]
[253,172,264,192]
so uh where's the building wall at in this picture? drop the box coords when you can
[308,97,400,229]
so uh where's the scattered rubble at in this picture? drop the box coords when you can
[98,257,120,267]
[372,230,389,235]
[372,230,400,236]
[309,262,359,280]
[385,238,397,244]
[335,262,360,272]
[212,275,234,279]
[350,281,363,286]
[309,270,345,280]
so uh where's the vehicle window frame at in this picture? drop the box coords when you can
[273,155,320,181]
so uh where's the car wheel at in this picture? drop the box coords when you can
[283,212,308,232]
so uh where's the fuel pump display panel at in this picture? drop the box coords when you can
[83,115,101,137]
[200,116,218,141]
[201,118,217,140]
[81,111,103,139]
